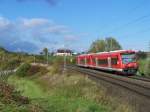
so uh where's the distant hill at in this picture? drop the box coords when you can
[0,47,9,53]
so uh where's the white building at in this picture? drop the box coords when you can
[54,49,73,56]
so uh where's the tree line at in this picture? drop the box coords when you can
[89,37,122,53]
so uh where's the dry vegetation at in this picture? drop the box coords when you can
[0,57,134,112]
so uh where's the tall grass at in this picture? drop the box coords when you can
[138,59,150,76]
[8,75,108,112]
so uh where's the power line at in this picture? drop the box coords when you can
[102,0,150,36]
[120,25,150,38]
[106,13,150,35]
[127,0,148,14]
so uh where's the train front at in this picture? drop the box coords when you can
[121,51,138,74]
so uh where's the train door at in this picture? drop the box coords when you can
[111,55,119,69]
[108,57,111,68]
[85,57,87,66]
[90,55,96,67]
[77,57,79,65]
[95,57,98,67]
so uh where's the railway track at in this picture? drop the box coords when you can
[128,75,150,82]
[66,65,150,99]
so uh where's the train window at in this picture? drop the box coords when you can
[111,58,118,65]
[86,58,90,64]
[92,58,96,64]
[97,59,108,65]
[80,59,85,64]
[121,53,135,64]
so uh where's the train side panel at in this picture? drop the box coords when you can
[76,50,138,74]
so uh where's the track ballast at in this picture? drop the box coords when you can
[66,65,150,99]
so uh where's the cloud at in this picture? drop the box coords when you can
[0,17,13,33]
[45,25,69,35]
[8,41,38,52]
[20,18,50,28]
[64,34,78,41]
[0,16,83,53]
[19,18,69,35]
[16,0,58,6]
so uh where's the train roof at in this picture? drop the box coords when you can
[77,53,95,57]
[77,50,136,57]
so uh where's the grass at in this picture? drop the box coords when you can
[3,60,134,112]
[8,76,47,99]
[138,59,150,76]
[8,74,109,112]
[7,71,134,112]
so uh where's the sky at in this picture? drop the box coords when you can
[0,0,150,53]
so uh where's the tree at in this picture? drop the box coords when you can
[43,48,48,56]
[89,39,106,53]
[136,51,147,60]
[43,48,49,64]
[89,37,122,53]
[105,37,122,51]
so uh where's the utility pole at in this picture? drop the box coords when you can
[47,52,48,65]
[95,44,98,53]
[34,55,36,64]
[148,41,150,60]
[63,45,67,74]
[111,38,112,51]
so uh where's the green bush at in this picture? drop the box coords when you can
[16,63,31,77]
[27,65,48,76]
[0,59,20,70]
[138,60,145,75]
[138,59,150,76]
[144,59,150,76]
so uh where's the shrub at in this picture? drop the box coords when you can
[0,82,29,104]
[136,51,147,60]
[144,59,150,76]
[138,59,150,76]
[51,62,62,74]
[16,63,31,77]
[138,60,145,75]
[50,56,64,74]
[0,59,20,70]
[7,59,21,69]
[27,65,48,76]
[27,65,41,76]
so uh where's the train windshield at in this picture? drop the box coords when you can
[121,53,136,64]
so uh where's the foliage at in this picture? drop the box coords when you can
[89,39,106,53]
[50,56,64,74]
[0,81,29,105]
[15,63,48,77]
[0,80,47,112]
[138,60,145,75]
[27,65,48,76]
[89,37,122,53]
[105,37,122,51]
[43,48,48,56]
[138,59,150,76]
[136,51,147,60]
[8,75,109,112]
[8,72,134,112]
[49,56,75,74]
[0,59,21,70]
[144,59,150,76]
[16,63,31,77]
[0,46,8,53]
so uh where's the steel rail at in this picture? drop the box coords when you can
[128,76,150,82]
[69,64,150,83]
[66,65,150,99]
[69,65,150,89]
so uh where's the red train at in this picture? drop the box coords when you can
[76,50,138,75]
